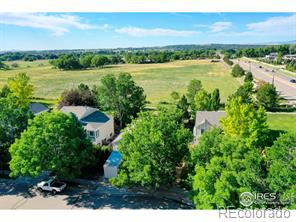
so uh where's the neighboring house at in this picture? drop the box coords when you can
[29,102,49,115]
[265,53,278,61]
[61,106,114,145]
[103,151,122,179]
[193,111,226,140]
[283,54,296,61]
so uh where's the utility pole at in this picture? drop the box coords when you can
[272,72,275,86]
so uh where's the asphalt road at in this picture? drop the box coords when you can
[235,59,296,105]
[0,178,192,209]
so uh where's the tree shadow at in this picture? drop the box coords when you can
[0,178,36,198]
[65,192,193,209]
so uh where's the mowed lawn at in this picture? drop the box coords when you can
[0,59,240,105]
[267,113,296,133]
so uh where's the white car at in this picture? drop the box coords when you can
[37,179,66,195]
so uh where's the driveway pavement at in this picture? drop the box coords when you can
[0,178,193,209]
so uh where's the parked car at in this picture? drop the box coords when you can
[259,66,262,68]
[289,79,296,83]
[271,69,275,72]
[265,69,269,72]
[37,179,66,194]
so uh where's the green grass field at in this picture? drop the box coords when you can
[267,113,296,133]
[0,59,241,105]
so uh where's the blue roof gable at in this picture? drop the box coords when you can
[80,110,110,123]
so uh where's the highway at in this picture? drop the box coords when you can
[234,59,296,105]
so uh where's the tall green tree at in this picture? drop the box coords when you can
[9,111,94,179]
[186,79,202,110]
[52,54,82,70]
[244,71,253,82]
[91,55,109,68]
[0,97,32,169]
[192,136,264,209]
[220,96,268,147]
[96,73,146,129]
[112,108,192,188]
[58,84,97,109]
[266,132,296,208]
[256,83,279,111]
[210,88,220,111]
[177,95,190,121]
[8,73,33,107]
[232,82,254,104]
[231,64,245,77]
[79,54,94,68]
[194,89,212,111]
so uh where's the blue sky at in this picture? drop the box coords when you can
[0,13,295,50]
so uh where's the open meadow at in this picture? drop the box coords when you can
[0,59,240,105]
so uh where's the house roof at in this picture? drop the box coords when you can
[195,111,226,127]
[80,110,110,123]
[60,106,97,120]
[104,151,122,167]
[29,102,49,115]
[60,106,111,130]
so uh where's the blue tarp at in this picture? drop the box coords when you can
[105,151,122,167]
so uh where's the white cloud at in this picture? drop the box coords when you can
[98,23,111,30]
[193,24,208,28]
[0,13,96,36]
[210,21,232,33]
[115,26,200,37]
[246,14,296,36]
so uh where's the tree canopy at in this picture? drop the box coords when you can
[112,108,192,188]
[58,84,97,109]
[244,71,253,82]
[95,73,146,128]
[231,82,254,104]
[256,83,279,111]
[91,55,110,68]
[7,73,33,107]
[51,54,82,70]
[266,132,296,208]
[9,111,94,179]
[194,88,221,111]
[186,79,202,109]
[0,97,32,169]
[231,64,245,77]
[192,135,264,209]
[220,96,268,147]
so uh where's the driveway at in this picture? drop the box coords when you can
[0,178,193,209]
